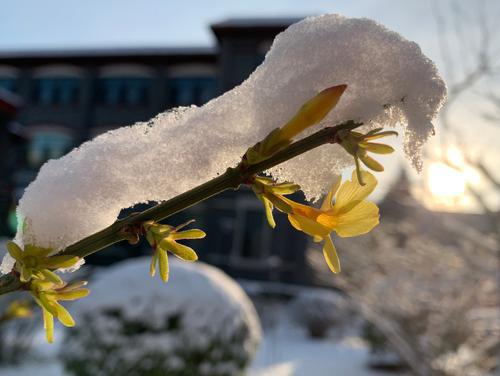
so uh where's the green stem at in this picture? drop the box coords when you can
[0,120,360,295]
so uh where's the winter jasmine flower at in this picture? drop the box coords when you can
[282,170,379,273]
[144,220,206,282]
[2,300,32,321]
[29,279,89,343]
[6,241,80,284]
[339,128,398,185]
[245,85,347,164]
[251,176,301,228]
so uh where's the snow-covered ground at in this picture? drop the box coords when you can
[0,333,395,376]
[0,305,399,376]
[250,325,397,376]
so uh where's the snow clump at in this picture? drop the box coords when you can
[3,14,446,268]
[60,258,262,376]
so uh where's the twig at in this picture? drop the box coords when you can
[0,120,362,295]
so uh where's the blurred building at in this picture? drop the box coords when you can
[0,89,25,237]
[0,18,309,283]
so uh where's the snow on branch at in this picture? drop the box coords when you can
[4,14,446,269]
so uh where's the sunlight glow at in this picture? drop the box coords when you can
[419,145,489,212]
[427,163,466,197]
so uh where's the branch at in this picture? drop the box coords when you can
[0,120,362,295]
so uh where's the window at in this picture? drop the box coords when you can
[97,77,151,106]
[33,77,80,106]
[239,209,270,260]
[0,77,17,93]
[27,127,74,167]
[203,196,273,266]
[203,207,237,259]
[168,76,216,107]
[0,66,19,94]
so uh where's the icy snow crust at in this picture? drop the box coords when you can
[63,258,261,373]
[9,14,446,256]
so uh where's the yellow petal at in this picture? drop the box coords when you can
[258,128,291,158]
[364,127,384,136]
[20,267,33,283]
[288,214,331,238]
[158,249,169,282]
[262,197,276,229]
[268,182,301,195]
[54,302,75,327]
[359,154,384,172]
[63,281,88,291]
[264,192,292,213]
[323,236,341,273]
[39,295,58,316]
[6,241,23,261]
[55,289,90,301]
[146,231,155,246]
[174,219,196,232]
[363,130,398,141]
[171,229,206,240]
[281,196,322,220]
[359,142,394,154]
[280,84,347,140]
[149,224,170,235]
[39,269,63,285]
[333,170,377,215]
[354,155,365,186]
[31,279,53,292]
[42,308,54,343]
[149,251,158,277]
[333,201,379,237]
[43,256,80,269]
[320,176,341,211]
[313,235,323,243]
[25,245,52,257]
[165,241,198,262]
[254,176,274,184]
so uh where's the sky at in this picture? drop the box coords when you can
[1,0,499,212]
[0,1,434,52]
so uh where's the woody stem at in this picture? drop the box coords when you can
[0,120,361,295]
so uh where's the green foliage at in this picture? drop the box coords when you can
[61,309,254,376]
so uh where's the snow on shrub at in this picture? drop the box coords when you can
[288,289,354,339]
[60,258,261,376]
[3,13,446,265]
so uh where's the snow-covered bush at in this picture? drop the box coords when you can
[288,289,354,339]
[308,208,500,376]
[60,258,261,376]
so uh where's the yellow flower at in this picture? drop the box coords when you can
[339,128,397,185]
[2,300,32,321]
[144,220,205,282]
[245,84,347,164]
[251,176,300,228]
[279,84,348,141]
[29,279,89,343]
[282,170,379,273]
[6,242,81,284]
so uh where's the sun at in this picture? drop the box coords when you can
[423,148,481,210]
[427,163,466,198]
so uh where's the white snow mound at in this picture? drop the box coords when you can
[65,258,262,367]
[4,14,446,266]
